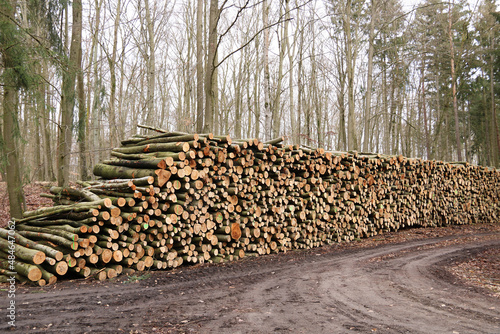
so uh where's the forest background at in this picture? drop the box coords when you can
[0,0,498,218]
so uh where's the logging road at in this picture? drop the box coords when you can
[1,224,499,334]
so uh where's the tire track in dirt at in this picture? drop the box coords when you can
[1,231,499,333]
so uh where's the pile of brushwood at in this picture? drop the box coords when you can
[1,125,498,285]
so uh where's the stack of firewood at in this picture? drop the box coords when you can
[1,126,498,285]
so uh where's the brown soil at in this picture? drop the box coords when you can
[446,244,500,298]
[0,222,499,334]
[0,181,54,228]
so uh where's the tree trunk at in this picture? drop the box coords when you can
[108,0,121,149]
[196,0,204,133]
[337,56,347,151]
[254,35,261,139]
[234,60,243,138]
[286,0,298,145]
[58,0,82,186]
[203,0,218,133]
[262,0,271,141]
[87,0,102,169]
[1,0,25,218]
[363,0,376,152]
[448,1,462,161]
[77,22,88,181]
[2,61,25,219]
[298,28,304,146]
[41,59,55,181]
[490,33,499,167]
[345,0,358,151]
[420,61,430,159]
[144,0,156,127]
[273,3,285,139]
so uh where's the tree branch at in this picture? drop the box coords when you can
[214,0,312,71]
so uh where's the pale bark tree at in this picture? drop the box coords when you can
[262,0,271,141]
[196,0,204,133]
[420,60,431,159]
[344,0,359,151]
[272,2,286,139]
[254,34,261,139]
[144,0,156,127]
[490,29,499,166]
[448,0,462,161]
[58,0,82,186]
[233,57,243,138]
[363,0,376,152]
[286,0,299,144]
[77,28,88,180]
[204,0,219,133]
[87,0,103,168]
[335,38,347,151]
[106,0,121,149]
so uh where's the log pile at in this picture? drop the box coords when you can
[2,126,499,285]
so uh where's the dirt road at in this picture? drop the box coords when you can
[1,225,499,333]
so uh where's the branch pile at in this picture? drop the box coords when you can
[2,127,499,285]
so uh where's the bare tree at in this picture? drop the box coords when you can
[58,0,82,186]
[204,0,219,133]
[262,0,272,141]
[448,0,462,161]
[196,0,204,132]
[363,0,376,152]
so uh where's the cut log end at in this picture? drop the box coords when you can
[231,223,242,241]
[27,267,42,282]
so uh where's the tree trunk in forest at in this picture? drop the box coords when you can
[34,43,46,181]
[3,74,25,219]
[77,36,88,180]
[108,0,121,149]
[58,0,82,187]
[234,59,243,139]
[196,0,204,133]
[144,0,156,127]
[273,3,285,139]
[213,51,219,135]
[490,35,499,167]
[262,0,272,141]
[254,35,261,139]
[382,45,389,154]
[87,0,102,169]
[33,80,43,181]
[41,60,55,181]
[389,72,396,155]
[344,0,358,151]
[204,0,218,133]
[363,0,376,152]
[448,1,462,161]
[420,61,430,160]
[337,56,347,151]
[311,36,323,147]
[298,27,304,146]
[305,86,311,146]
[245,56,252,138]
[1,0,25,218]
[285,0,297,145]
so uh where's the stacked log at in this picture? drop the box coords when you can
[2,126,499,284]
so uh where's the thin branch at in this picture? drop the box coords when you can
[216,0,251,53]
[214,0,312,71]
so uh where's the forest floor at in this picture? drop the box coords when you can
[0,181,54,228]
[0,182,499,333]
